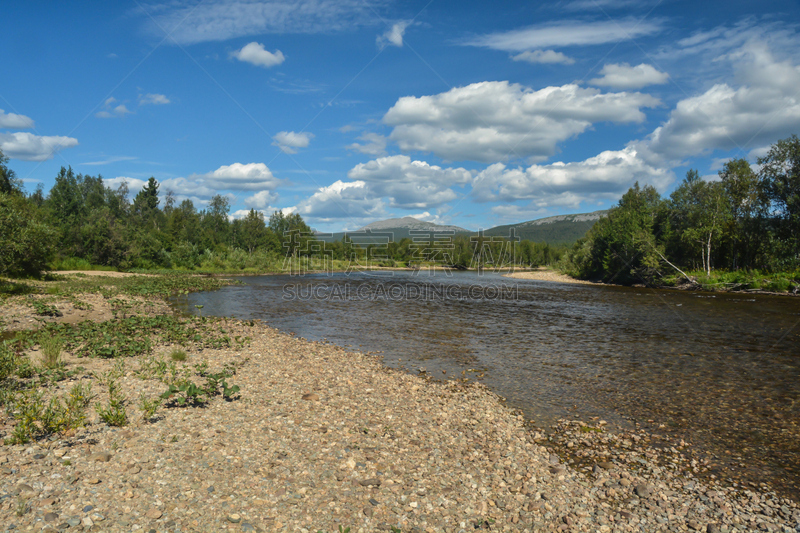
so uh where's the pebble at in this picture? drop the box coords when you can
[0,310,796,533]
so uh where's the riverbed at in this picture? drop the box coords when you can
[174,270,800,500]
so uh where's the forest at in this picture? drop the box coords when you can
[562,135,800,290]
[2,135,797,290]
[0,152,561,277]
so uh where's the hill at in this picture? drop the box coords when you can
[480,210,607,245]
[316,217,471,244]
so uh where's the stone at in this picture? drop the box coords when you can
[145,509,162,520]
[44,512,59,522]
[86,478,101,485]
[359,478,381,487]
[90,452,112,463]
[597,461,614,470]
[707,524,721,533]
[81,517,93,528]
[228,513,241,523]
[82,505,94,513]
[634,484,651,498]
[301,393,319,401]
[241,524,256,532]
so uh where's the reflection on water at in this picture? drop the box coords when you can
[174,271,800,499]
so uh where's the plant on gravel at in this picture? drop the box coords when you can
[0,341,16,380]
[3,382,93,444]
[169,348,187,362]
[40,335,63,369]
[15,497,30,517]
[31,299,61,317]
[138,392,162,421]
[96,378,128,427]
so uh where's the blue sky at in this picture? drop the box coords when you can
[2,0,800,232]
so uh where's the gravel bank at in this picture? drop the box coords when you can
[503,270,601,286]
[1,299,798,532]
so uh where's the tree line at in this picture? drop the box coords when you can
[562,135,800,286]
[0,153,564,277]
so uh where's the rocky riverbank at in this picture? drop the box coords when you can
[0,280,798,532]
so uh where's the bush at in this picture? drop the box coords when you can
[40,335,63,369]
[0,193,56,278]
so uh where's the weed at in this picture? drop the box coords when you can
[0,341,16,380]
[138,392,162,421]
[15,358,35,379]
[40,335,63,369]
[31,300,61,317]
[15,497,29,517]
[62,460,71,466]
[96,378,128,427]
[170,349,187,362]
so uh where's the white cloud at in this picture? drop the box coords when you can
[377,21,411,49]
[562,0,659,11]
[96,98,133,118]
[230,42,285,68]
[197,162,281,191]
[143,0,376,45]
[346,132,387,156]
[0,132,79,161]
[347,155,472,209]
[0,109,34,129]
[472,146,672,207]
[294,180,387,221]
[272,131,313,154]
[511,50,575,65]
[463,18,663,51]
[244,190,278,209]
[383,81,660,162]
[139,93,171,105]
[590,63,669,89]
[642,40,800,160]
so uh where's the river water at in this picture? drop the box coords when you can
[173,270,800,499]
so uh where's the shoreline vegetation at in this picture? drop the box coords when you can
[1,273,798,531]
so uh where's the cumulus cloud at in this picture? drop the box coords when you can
[142,0,377,45]
[294,180,387,221]
[641,40,800,160]
[590,63,669,89]
[463,18,663,51]
[244,190,279,209]
[139,93,171,105]
[472,146,672,207]
[346,132,387,156]
[230,42,285,68]
[195,162,281,191]
[348,155,472,209]
[272,131,313,153]
[0,132,79,161]
[511,50,575,65]
[383,81,660,162]
[377,21,411,49]
[0,109,34,129]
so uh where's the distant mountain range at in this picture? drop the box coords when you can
[479,210,608,245]
[316,211,607,245]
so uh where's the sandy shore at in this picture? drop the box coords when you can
[0,286,797,532]
[504,269,601,286]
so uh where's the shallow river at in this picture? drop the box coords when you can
[174,270,800,499]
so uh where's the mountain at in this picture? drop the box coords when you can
[480,210,607,245]
[317,217,471,243]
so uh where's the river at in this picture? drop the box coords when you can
[173,270,800,500]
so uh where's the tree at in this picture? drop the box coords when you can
[758,134,800,259]
[0,193,56,277]
[269,210,311,256]
[0,149,22,195]
[718,158,766,269]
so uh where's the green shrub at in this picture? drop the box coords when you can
[96,378,128,427]
[40,335,63,369]
[169,349,187,362]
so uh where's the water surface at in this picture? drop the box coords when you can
[174,271,800,499]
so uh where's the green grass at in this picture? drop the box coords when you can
[169,349,187,362]
[662,268,800,293]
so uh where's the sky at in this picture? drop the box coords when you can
[2,0,800,233]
